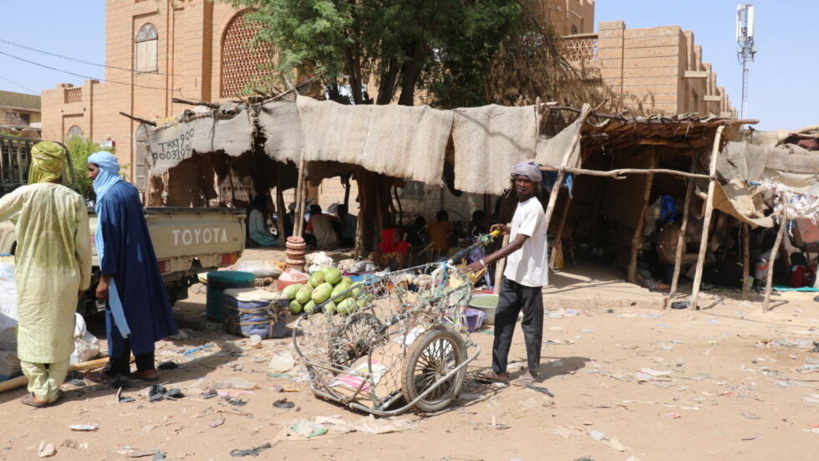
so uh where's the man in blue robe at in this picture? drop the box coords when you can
[85,151,178,383]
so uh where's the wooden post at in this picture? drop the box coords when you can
[275,184,286,247]
[741,223,751,300]
[293,153,307,237]
[543,134,582,244]
[690,125,725,310]
[664,156,697,308]
[763,215,787,312]
[541,105,590,244]
[627,152,655,283]
[550,191,572,270]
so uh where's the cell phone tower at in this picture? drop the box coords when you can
[736,4,757,119]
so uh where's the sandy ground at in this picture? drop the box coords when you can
[1,247,818,461]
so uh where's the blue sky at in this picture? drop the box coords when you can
[0,1,814,131]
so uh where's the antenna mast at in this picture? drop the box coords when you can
[736,4,757,119]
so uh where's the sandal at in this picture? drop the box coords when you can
[85,371,118,384]
[21,393,49,408]
[475,371,509,384]
[511,372,537,387]
[127,371,159,382]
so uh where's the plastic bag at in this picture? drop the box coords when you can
[305,252,334,273]
[235,260,282,278]
[0,350,20,382]
[70,313,100,365]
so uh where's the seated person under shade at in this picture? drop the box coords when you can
[370,228,411,271]
[248,195,278,247]
[305,204,339,250]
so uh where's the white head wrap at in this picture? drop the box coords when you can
[511,161,542,183]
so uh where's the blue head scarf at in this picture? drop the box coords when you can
[88,151,124,205]
[88,151,131,338]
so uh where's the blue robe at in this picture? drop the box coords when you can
[97,181,178,357]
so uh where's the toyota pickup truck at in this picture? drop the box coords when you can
[0,134,246,312]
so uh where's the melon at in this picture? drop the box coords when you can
[309,271,325,288]
[324,268,343,285]
[281,283,302,300]
[335,298,354,314]
[312,282,334,304]
[295,284,313,305]
[288,300,302,315]
[303,300,317,314]
[323,301,336,315]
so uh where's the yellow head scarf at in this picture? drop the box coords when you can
[28,141,66,184]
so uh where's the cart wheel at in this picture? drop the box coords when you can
[329,312,385,369]
[401,327,467,413]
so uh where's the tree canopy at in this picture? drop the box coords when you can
[226,0,603,109]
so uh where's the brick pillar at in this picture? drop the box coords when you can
[598,21,625,111]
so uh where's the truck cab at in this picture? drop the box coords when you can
[0,134,246,312]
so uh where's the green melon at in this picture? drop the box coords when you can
[312,282,334,304]
[295,284,313,305]
[323,301,336,315]
[309,271,325,288]
[281,283,302,300]
[303,300,317,314]
[324,268,343,285]
[288,300,303,314]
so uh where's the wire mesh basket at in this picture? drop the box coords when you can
[293,261,481,415]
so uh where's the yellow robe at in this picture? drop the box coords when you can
[0,183,91,363]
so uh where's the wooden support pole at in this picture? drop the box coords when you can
[664,156,697,308]
[690,125,725,310]
[763,216,787,312]
[543,135,580,252]
[275,185,286,248]
[542,105,590,238]
[627,153,656,283]
[293,154,307,238]
[741,223,751,300]
[549,191,572,270]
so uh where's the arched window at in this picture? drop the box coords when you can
[134,124,150,192]
[135,23,158,73]
[66,125,83,140]
[220,11,277,98]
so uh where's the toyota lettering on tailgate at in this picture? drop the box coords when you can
[171,228,228,246]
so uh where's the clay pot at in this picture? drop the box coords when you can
[276,268,309,292]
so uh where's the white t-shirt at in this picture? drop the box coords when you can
[503,196,548,287]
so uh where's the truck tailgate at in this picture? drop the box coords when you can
[144,207,246,276]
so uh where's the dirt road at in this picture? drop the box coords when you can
[1,250,817,460]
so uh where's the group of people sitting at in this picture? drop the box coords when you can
[246,197,357,250]
[370,209,489,271]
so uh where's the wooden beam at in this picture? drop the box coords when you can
[690,125,725,310]
[635,139,692,148]
[540,165,709,181]
[118,112,156,126]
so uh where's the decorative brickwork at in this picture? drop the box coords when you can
[220,12,276,98]
[558,33,599,65]
[64,88,82,104]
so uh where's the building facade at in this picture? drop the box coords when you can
[40,0,732,222]
[0,90,41,128]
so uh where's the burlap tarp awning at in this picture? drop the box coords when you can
[148,107,253,176]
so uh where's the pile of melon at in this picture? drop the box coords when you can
[279,266,369,315]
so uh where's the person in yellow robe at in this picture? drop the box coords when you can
[0,141,91,407]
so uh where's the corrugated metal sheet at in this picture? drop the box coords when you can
[0,90,41,111]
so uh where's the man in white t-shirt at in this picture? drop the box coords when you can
[464,161,547,387]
